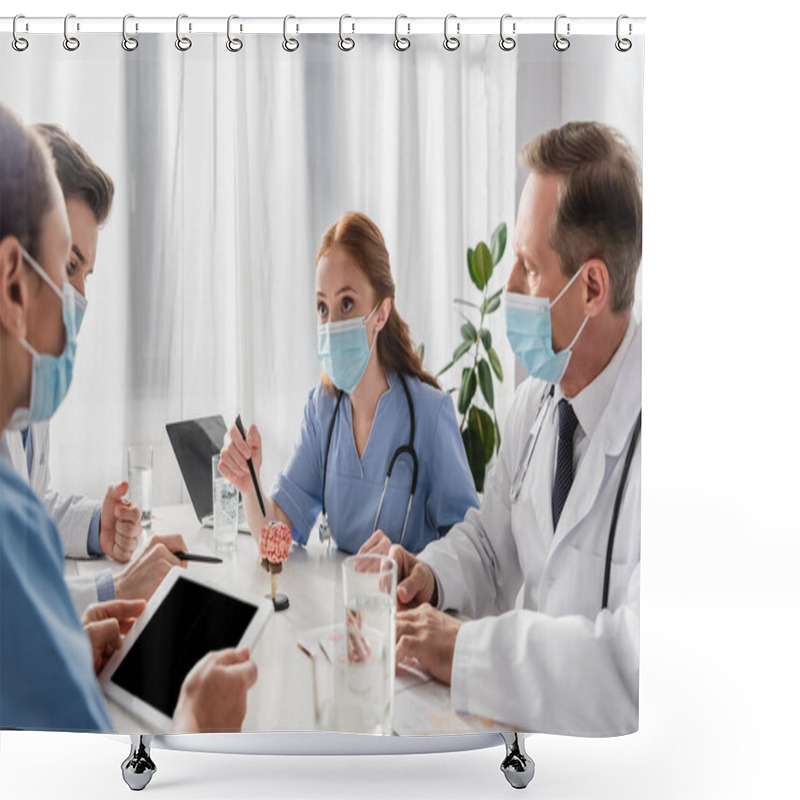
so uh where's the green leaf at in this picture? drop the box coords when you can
[483,294,502,315]
[415,342,425,363]
[487,347,504,382]
[461,321,478,343]
[453,339,473,361]
[479,328,492,352]
[461,427,486,493]
[477,359,494,409]
[491,222,507,266]
[469,406,495,463]
[472,241,493,288]
[454,298,480,310]
[457,367,477,415]
[438,339,473,376]
[467,247,482,291]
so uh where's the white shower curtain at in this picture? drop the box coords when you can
[0,31,641,505]
[1,33,519,503]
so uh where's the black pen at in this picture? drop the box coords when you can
[235,414,267,517]
[174,551,223,564]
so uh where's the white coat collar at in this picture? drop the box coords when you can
[0,428,30,485]
[551,318,642,546]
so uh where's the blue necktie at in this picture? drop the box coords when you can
[552,399,579,532]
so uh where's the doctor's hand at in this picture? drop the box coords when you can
[396,604,462,686]
[359,529,392,556]
[219,423,263,496]
[81,598,147,674]
[99,481,142,563]
[389,544,437,609]
[114,534,188,602]
[172,647,258,733]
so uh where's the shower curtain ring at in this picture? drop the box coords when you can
[122,14,139,51]
[338,15,355,51]
[282,15,299,51]
[226,15,243,52]
[176,14,192,51]
[63,14,80,51]
[499,14,516,51]
[615,15,632,52]
[12,14,29,51]
[444,14,460,51]
[553,14,570,51]
[394,15,410,51]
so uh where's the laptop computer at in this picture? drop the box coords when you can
[165,415,249,533]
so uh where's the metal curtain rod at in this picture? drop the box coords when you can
[0,15,646,36]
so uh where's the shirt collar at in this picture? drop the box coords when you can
[555,314,637,441]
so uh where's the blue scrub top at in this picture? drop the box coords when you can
[269,371,479,554]
[0,457,113,732]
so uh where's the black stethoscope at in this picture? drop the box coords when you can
[510,383,641,609]
[318,372,419,548]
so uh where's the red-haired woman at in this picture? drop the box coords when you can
[220,212,478,555]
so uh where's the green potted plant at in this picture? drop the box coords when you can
[438,223,507,492]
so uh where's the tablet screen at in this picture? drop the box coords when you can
[111,575,258,718]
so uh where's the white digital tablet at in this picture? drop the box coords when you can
[99,568,271,731]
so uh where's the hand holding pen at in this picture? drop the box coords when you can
[218,417,266,513]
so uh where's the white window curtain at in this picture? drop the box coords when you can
[0,32,642,506]
[1,33,518,504]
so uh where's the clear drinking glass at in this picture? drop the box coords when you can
[127,444,153,528]
[341,554,397,735]
[212,454,238,553]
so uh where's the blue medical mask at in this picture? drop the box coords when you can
[7,247,79,430]
[504,264,589,384]
[73,289,87,335]
[317,304,379,394]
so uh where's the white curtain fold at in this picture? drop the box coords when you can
[1,33,520,504]
[0,33,642,505]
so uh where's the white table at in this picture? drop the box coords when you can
[65,505,508,737]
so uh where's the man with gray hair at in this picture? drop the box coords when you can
[389,120,643,735]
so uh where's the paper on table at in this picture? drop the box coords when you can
[296,624,432,692]
[393,680,510,736]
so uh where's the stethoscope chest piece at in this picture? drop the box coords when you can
[318,513,332,547]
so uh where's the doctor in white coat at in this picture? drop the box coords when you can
[390,121,642,735]
[0,124,182,614]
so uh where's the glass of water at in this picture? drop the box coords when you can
[212,454,238,553]
[341,554,397,735]
[127,444,153,529]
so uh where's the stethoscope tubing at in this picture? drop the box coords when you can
[509,382,641,609]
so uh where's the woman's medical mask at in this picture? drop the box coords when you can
[7,247,80,430]
[318,304,379,394]
[504,264,589,384]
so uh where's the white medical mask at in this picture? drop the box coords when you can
[317,304,380,394]
[504,264,588,384]
[7,247,79,429]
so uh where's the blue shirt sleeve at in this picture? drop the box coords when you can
[425,395,481,538]
[86,505,103,556]
[95,569,117,602]
[269,386,325,545]
[0,461,114,732]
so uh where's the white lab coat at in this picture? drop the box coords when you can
[420,321,641,736]
[0,423,104,612]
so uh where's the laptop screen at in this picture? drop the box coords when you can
[166,416,227,521]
